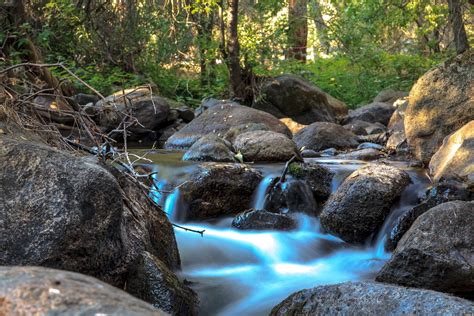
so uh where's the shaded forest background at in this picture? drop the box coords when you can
[1,0,472,108]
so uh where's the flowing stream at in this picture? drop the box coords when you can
[135,150,430,316]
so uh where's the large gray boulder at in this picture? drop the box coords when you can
[294,122,359,151]
[0,266,165,316]
[404,50,474,164]
[0,137,180,290]
[164,103,291,149]
[96,87,174,136]
[429,120,473,188]
[270,281,474,316]
[376,200,474,298]
[182,135,236,162]
[253,74,347,124]
[233,130,300,162]
[179,163,262,220]
[320,164,410,243]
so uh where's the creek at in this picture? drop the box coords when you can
[135,150,430,316]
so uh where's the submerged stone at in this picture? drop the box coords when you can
[232,209,297,231]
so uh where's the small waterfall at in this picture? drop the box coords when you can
[373,170,431,257]
[139,152,431,316]
[251,175,275,210]
[164,189,186,222]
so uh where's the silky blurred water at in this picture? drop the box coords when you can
[132,149,430,316]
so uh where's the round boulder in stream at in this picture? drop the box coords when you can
[179,163,263,220]
[232,209,297,231]
[270,281,474,315]
[294,122,359,152]
[164,103,291,149]
[376,200,474,299]
[182,134,236,162]
[320,164,410,243]
[233,130,301,162]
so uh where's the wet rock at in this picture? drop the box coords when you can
[405,50,474,164]
[429,120,473,188]
[346,102,395,126]
[126,252,198,315]
[265,179,319,215]
[386,183,472,251]
[253,74,347,124]
[164,103,291,149]
[270,281,474,316]
[320,164,410,243]
[233,130,301,162]
[288,162,333,200]
[294,122,359,151]
[232,209,297,231]
[72,93,100,106]
[224,123,270,143]
[376,200,474,298]
[96,88,174,139]
[179,163,262,220]
[336,148,384,161]
[358,142,384,150]
[373,89,408,106]
[0,266,165,316]
[0,137,180,288]
[279,117,307,134]
[264,162,332,215]
[183,135,236,162]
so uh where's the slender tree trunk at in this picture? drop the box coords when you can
[310,0,329,55]
[288,0,308,62]
[448,0,470,54]
[218,0,228,61]
[227,0,244,100]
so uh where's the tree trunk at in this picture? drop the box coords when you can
[227,0,244,100]
[310,0,329,55]
[288,0,308,62]
[448,0,470,54]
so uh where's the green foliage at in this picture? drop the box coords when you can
[6,0,468,109]
[51,64,146,96]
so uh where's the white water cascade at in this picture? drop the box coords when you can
[145,152,430,315]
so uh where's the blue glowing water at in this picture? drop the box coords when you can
[140,151,430,316]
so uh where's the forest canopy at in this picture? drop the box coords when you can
[1,0,472,107]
